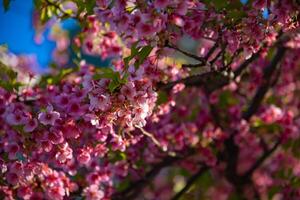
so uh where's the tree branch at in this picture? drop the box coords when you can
[241,139,281,180]
[112,149,196,200]
[182,63,206,68]
[136,127,167,152]
[233,49,263,78]
[242,47,286,120]
[204,41,219,60]
[112,156,179,200]
[157,71,230,93]
[166,43,206,63]
[171,166,209,200]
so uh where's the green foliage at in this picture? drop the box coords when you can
[218,90,238,109]
[0,61,23,92]
[268,186,281,199]
[73,0,96,15]
[93,68,128,93]
[124,43,153,70]
[35,0,60,24]
[251,118,282,134]
[283,138,300,159]
[116,178,131,192]
[34,0,97,24]
[108,150,127,163]
[203,0,246,24]
[204,0,244,11]
[39,66,78,87]
[156,91,169,105]
[196,171,213,188]
[271,167,300,198]
[134,45,153,68]
[179,171,213,199]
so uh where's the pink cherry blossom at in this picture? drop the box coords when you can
[38,106,60,126]
[24,118,38,132]
[83,185,104,200]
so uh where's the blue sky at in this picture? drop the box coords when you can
[0,0,57,69]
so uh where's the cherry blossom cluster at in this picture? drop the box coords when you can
[0,0,300,199]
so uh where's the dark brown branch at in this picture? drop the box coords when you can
[209,48,223,66]
[242,47,286,120]
[234,49,262,78]
[225,48,243,68]
[222,47,286,194]
[204,41,219,60]
[157,71,230,93]
[223,134,240,185]
[241,139,281,180]
[171,166,209,200]
[112,149,196,200]
[270,64,282,87]
[166,43,206,63]
[112,156,179,200]
[182,63,206,68]
[125,34,289,200]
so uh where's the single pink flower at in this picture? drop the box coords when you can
[38,106,60,126]
[24,118,38,132]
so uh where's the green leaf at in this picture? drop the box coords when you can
[108,151,127,162]
[40,7,51,24]
[3,0,10,12]
[123,42,140,69]
[268,186,281,199]
[34,0,42,8]
[0,61,22,92]
[136,45,153,68]
[227,9,246,22]
[251,118,282,134]
[86,0,96,14]
[157,91,169,105]
[123,43,152,70]
[108,79,120,93]
[130,41,139,54]
[212,0,228,10]
[218,90,238,109]
[93,68,120,80]
[39,67,77,87]
[196,171,213,188]
[93,68,128,93]
[116,178,131,192]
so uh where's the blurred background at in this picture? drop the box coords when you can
[0,0,108,72]
[0,0,268,72]
[0,0,59,71]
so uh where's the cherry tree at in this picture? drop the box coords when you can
[0,0,300,199]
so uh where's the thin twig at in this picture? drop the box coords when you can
[225,48,243,68]
[204,41,219,60]
[166,43,206,63]
[182,63,206,68]
[137,127,166,151]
